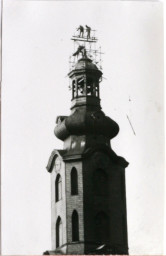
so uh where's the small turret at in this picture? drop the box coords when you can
[54,57,119,149]
[54,35,119,147]
[69,57,102,109]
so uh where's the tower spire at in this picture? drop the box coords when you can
[44,27,129,255]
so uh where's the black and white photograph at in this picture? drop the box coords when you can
[1,0,165,255]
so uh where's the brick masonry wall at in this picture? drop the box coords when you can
[65,160,84,254]
[51,155,67,252]
[50,151,128,254]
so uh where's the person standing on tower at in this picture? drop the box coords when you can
[86,25,91,39]
[77,25,84,37]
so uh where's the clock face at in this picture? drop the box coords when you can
[54,157,61,171]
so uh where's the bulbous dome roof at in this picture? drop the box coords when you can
[74,58,99,71]
[54,109,119,141]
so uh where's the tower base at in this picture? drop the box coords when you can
[43,242,129,255]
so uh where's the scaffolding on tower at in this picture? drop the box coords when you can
[69,26,104,72]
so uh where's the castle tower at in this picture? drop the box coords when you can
[44,27,129,255]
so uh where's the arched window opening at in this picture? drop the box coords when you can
[72,210,79,241]
[71,167,78,195]
[55,174,62,202]
[77,77,84,96]
[95,83,99,97]
[95,212,109,244]
[93,169,108,196]
[87,77,93,96]
[72,80,76,98]
[56,216,63,248]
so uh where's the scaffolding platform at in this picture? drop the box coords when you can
[71,36,97,43]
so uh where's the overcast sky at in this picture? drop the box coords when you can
[1,0,164,255]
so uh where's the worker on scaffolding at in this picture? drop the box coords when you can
[86,25,91,39]
[73,45,87,58]
[77,25,84,37]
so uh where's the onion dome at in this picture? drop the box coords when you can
[54,109,119,141]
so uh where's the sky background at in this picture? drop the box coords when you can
[1,0,164,255]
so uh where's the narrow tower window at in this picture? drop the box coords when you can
[71,167,78,195]
[77,77,84,96]
[72,210,79,241]
[87,77,93,95]
[72,80,76,98]
[93,169,108,196]
[95,83,99,97]
[55,174,62,202]
[56,216,63,248]
[95,211,109,244]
